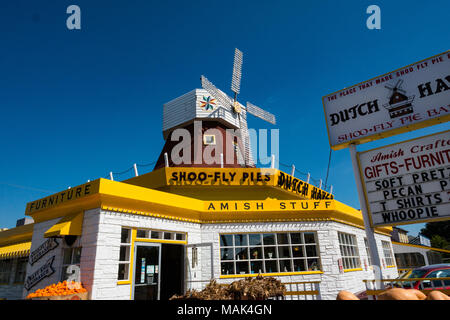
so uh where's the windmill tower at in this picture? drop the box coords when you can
[154,49,276,169]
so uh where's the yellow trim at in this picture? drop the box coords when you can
[343,268,363,273]
[0,241,31,259]
[219,271,323,279]
[44,211,84,238]
[135,238,187,245]
[117,280,131,285]
[322,50,450,150]
[392,241,450,254]
[387,265,396,268]
[0,224,34,247]
[129,228,136,300]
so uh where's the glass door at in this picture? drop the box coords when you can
[132,243,161,300]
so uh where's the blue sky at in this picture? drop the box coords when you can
[0,0,449,237]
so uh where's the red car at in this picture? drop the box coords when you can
[400,264,450,291]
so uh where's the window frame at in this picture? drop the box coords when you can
[219,231,322,277]
[117,227,132,281]
[381,240,395,267]
[338,232,361,271]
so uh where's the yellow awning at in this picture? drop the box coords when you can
[0,241,31,260]
[44,211,84,238]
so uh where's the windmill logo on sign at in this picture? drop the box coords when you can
[200,48,277,166]
[383,79,415,119]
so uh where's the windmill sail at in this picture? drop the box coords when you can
[231,48,243,95]
[246,102,276,125]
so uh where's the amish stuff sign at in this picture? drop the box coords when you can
[323,51,450,150]
[358,130,450,227]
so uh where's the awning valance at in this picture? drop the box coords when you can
[0,241,31,260]
[44,212,84,238]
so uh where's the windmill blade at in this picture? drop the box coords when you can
[201,75,234,110]
[231,48,243,95]
[395,79,404,88]
[246,102,276,125]
[238,110,254,166]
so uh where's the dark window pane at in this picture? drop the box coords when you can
[280,260,292,272]
[293,259,306,272]
[136,229,146,238]
[292,246,304,258]
[290,233,302,244]
[220,235,233,247]
[265,260,278,273]
[72,247,82,264]
[151,231,162,239]
[221,262,235,275]
[63,248,73,265]
[304,233,316,244]
[235,247,248,260]
[278,246,291,258]
[221,248,234,261]
[164,232,173,240]
[305,245,317,257]
[121,228,131,243]
[117,263,129,280]
[236,261,249,274]
[119,246,130,261]
[277,234,289,245]
[251,261,263,274]
[264,246,277,259]
[234,234,247,246]
[307,258,320,271]
[250,247,262,260]
[263,234,275,245]
[176,233,185,240]
[249,234,262,246]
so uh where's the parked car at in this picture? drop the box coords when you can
[397,264,450,291]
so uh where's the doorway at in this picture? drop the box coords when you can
[132,242,185,300]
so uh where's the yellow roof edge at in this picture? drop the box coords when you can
[392,241,450,254]
[0,223,34,247]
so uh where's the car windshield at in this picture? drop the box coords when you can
[407,269,428,279]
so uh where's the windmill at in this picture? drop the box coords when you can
[200,48,276,166]
[383,78,415,119]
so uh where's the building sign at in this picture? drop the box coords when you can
[167,167,275,186]
[358,130,450,227]
[277,171,334,200]
[26,180,100,214]
[205,200,333,212]
[323,51,450,150]
[24,256,55,290]
[29,238,59,266]
[166,168,333,200]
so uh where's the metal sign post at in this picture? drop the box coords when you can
[349,143,385,289]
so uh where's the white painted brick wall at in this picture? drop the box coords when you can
[19,207,398,300]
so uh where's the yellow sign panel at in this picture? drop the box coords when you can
[26,180,100,215]
[205,200,334,212]
[165,167,334,200]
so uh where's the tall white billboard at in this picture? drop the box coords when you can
[357,130,450,227]
[323,51,450,150]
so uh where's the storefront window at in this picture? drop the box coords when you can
[338,232,361,270]
[219,232,321,276]
[381,241,395,267]
[61,247,82,281]
[118,228,131,281]
[0,259,12,284]
[14,258,28,284]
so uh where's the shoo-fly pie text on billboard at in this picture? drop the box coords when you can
[357,130,450,227]
[323,51,450,150]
